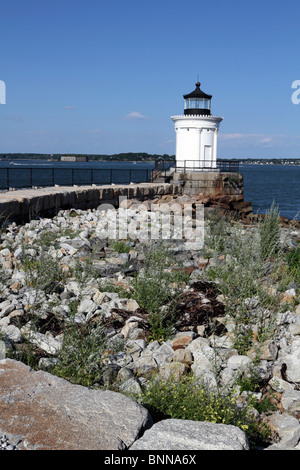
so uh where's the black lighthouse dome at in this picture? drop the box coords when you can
[183,81,212,116]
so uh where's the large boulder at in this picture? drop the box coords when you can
[130,418,250,450]
[0,359,152,450]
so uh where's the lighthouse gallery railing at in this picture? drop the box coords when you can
[174,160,239,173]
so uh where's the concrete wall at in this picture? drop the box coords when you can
[172,171,243,198]
[0,182,182,225]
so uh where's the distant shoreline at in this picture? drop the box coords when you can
[3,161,299,165]
[0,153,175,163]
[0,151,300,168]
[239,162,300,166]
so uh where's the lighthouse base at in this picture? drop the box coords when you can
[171,171,244,199]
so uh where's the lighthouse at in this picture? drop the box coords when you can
[171,82,223,170]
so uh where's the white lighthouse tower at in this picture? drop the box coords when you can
[171,82,223,170]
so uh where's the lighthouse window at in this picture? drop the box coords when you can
[184,97,211,110]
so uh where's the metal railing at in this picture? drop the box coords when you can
[0,159,239,190]
[150,158,175,183]
[175,159,239,173]
[0,167,153,191]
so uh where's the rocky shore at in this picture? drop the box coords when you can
[0,192,300,450]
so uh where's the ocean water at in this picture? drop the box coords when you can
[240,164,300,221]
[0,160,299,221]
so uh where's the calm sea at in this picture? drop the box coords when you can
[240,163,300,221]
[0,160,299,221]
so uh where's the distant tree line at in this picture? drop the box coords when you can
[219,158,300,164]
[0,153,175,162]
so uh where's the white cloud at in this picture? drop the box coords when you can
[123,111,150,120]
[219,133,300,148]
[220,133,267,141]
[64,105,76,110]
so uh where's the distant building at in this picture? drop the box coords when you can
[61,155,87,162]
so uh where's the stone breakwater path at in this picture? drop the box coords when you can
[0,183,182,225]
[0,188,300,450]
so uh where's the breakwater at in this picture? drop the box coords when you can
[0,182,182,225]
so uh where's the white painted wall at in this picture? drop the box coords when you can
[171,115,223,169]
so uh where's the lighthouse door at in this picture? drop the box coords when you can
[204,145,212,168]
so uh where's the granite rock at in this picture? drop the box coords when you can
[130,418,250,450]
[0,359,152,450]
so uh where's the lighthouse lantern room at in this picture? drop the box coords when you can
[171,82,223,170]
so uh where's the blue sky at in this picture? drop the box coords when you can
[1,0,300,158]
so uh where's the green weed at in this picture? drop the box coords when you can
[259,202,280,260]
[131,242,189,341]
[52,315,107,387]
[138,373,272,448]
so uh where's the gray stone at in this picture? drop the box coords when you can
[264,442,300,450]
[117,367,135,382]
[0,359,152,450]
[288,315,300,336]
[38,357,60,371]
[227,354,253,370]
[130,419,250,450]
[152,342,174,366]
[0,324,22,343]
[99,301,120,318]
[220,367,239,387]
[121,321,139,339]
[127,327,147,341]
[257,340,278,361]
[158,362,186,382]
[173,348,193,365]
[127,356,158,376]
[186,336,209,352]
[268,377,294,393]
[118,298,140,311]
[192,368,218,389]
[284,350,300,383]
[110,351,132,368]
[253,360,272,383]
[191,347,215,373]
[141,340,160,357]
[208,334,234,349]
[77,298,97,315]
[281,390,300,416]
[20,323,62,355]
[266,412,300,448]
[119,378,143,397]
[59,243,78,256]
[0,301,15,318]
